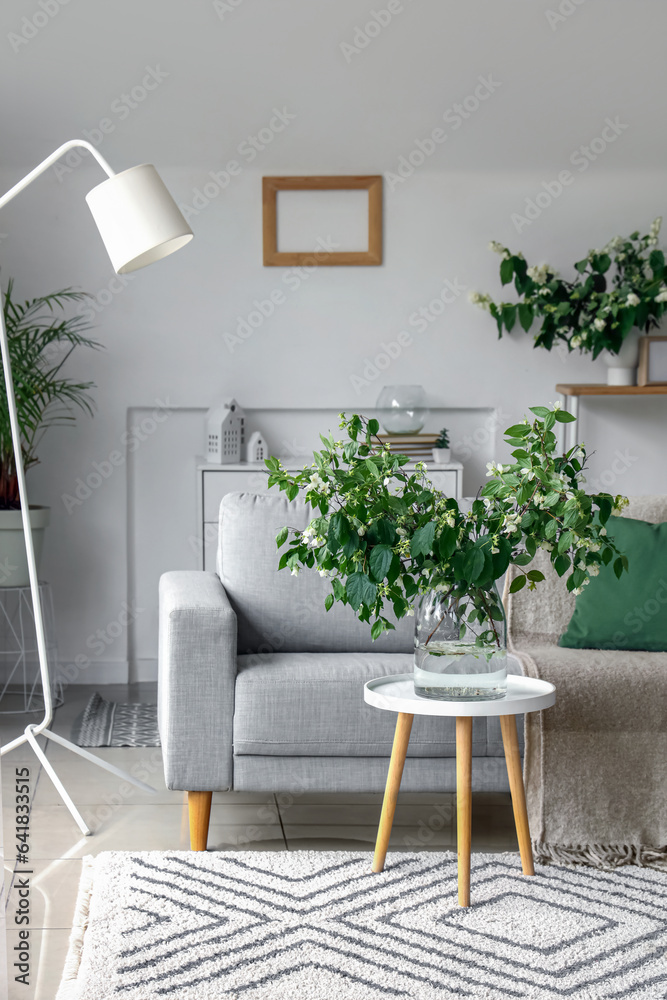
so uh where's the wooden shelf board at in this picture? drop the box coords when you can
[555,383,667,397]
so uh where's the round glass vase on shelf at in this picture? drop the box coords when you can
[375,385,429,434]
[413,586,508,701]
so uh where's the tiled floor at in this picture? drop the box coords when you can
[1,684,517,999]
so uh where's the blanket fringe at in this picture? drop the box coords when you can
[55,855,96,1000]
[533,840,667,871]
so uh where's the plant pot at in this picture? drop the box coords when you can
[600,329,641,386]
[0,506,50,587]
[431,447,451,464]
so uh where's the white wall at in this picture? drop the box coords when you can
[1,0,666,682]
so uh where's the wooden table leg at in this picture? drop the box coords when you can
[456,716,473,907]
[500,714,535,876]
[372,712,414,873]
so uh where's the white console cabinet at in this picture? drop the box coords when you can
[196,458,463,571]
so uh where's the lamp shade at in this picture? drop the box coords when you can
[85,164,193,274]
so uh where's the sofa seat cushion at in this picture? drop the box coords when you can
[234,652,489,757]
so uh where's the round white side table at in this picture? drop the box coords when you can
[364,672,556,907]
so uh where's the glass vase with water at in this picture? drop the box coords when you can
[413,585,507,701]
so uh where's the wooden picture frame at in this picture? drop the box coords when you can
[638,335,667,386]
[262,175,383,266]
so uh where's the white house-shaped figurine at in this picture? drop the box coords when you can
[205,398,245,463]
[246,431,267,464]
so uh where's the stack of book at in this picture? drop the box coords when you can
[376,433,439,461]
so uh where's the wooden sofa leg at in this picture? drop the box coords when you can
[188,791,212,851]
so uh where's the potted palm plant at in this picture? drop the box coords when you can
[0,280,100,586]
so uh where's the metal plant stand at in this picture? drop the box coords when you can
[0,583,63,715]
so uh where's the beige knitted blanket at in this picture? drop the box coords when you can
[504,496,667,869]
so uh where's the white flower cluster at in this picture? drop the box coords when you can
[485,461,506,476]
[626,292,640,307]
[488,240,509,257]
[647,217,662,246]
[526,263,555,286]
[301,525,325,550]
[468,290,492,310]
[655,285,667,304]
[309,472,330,495]
[593,317,606,332]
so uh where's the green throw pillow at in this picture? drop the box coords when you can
[559,515,667,651]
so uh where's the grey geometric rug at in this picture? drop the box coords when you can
[57,851,667,999]
[72,692,160,747]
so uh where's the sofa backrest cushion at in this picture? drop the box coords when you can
[505,496,667,647]
[217,491,414,654]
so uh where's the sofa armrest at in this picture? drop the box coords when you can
[158,571,237,792]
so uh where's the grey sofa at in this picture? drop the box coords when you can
[158,491,522,850]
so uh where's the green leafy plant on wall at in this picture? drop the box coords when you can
[0,280,101,508]
[266,406,628,641]
[469,218,667,357]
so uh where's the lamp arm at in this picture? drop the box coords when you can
[0,139,115,211]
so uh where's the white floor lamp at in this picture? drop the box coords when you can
[0,140,193,835]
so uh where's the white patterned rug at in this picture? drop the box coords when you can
[57,851,667,1000]
[72,692,160,747]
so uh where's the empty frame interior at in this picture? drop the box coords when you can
[263,175,382,266]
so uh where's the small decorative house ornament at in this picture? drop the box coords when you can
[246,431,267,464]
[205,398,246,463]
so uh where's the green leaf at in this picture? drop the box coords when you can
[369,544,393,582]
[596,253,611,274]
[601,546,613,565]
[650,249,665,274]
[286,482,299,502]
[526,569,545,582]
[545,518,559,539]
[364,457,381,480]
[501,304,517,331]
[518,302,534,332]
[558,530,574,554]
[525,536,537,557]
[544,412,556,431]
[324,593,334,612]
[371,619,384,641]
[276,526,289,548]
[346,572,377,611]
[613,557,624,580]
[554,410,576,423]
[574,259,588,273]
[505,423,529,438]
[509,575,526,593]
[463,547,485,583]
[513,552,533,566]
[554,553,570,577]
[500,257,514,285]
[529,405,552,419]
[327,512,350,552]
[411,521,436,558]
[368,418,380,435]
[438,524,457,560]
